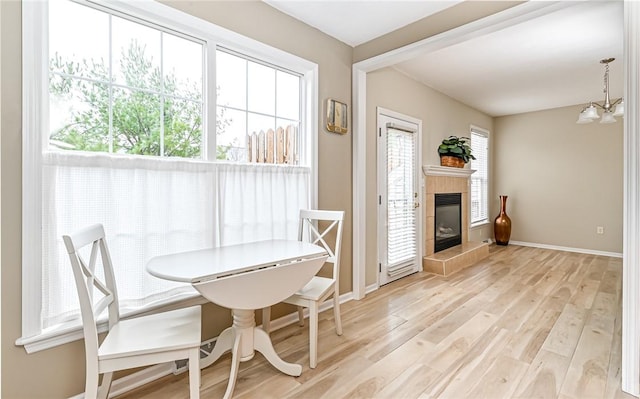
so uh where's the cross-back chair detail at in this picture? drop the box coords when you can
[263,209,345,368]
[302,217,340,261]
[66,230,119,334]
[63,224,202,399]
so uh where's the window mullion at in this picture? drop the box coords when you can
[273,69,278,157]
[206,41,217,160]
[160,33,165,157]
[245,57,249,156]
[108,14,114,153]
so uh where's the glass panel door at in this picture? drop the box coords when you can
[377,111,421,285]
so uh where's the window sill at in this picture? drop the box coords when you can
[470,220,491,229]
[16,293,206,354]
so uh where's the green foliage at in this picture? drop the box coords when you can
[49,40,221,159]
[438,136,476,163]
[215,106,233,160]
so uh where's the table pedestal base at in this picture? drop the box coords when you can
[201,309,301,399]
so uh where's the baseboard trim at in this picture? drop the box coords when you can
[509,240,623,258]
[365,282,379,295]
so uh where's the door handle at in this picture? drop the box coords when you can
[414,202,420,209]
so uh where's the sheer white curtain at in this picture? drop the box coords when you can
[42,152,215,327]
[41,152,310,329]
[215,163,310,246]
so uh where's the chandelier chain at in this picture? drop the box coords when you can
[603,62,609,95]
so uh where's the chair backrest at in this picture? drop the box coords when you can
[298,209,344,285]
[62,224,120,362]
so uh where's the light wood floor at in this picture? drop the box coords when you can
[119,244,635,399]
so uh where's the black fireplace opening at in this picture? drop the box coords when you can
[434,193,462,253]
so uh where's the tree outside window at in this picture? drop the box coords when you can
[50,41,209,158]
[48,0,209,159]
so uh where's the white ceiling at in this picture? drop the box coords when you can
[264,1,464,47]
[263,1,624,117]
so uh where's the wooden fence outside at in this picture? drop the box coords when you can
[246,125,298,164]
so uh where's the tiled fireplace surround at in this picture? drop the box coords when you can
[422,165,489,276]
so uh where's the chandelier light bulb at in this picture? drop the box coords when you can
[613,100,624,117]
[576,112,594,124]
[600,110,616,124]
[583,103,599,119]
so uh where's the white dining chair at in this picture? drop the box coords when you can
[62,224,202,399]
[262,209,345,368]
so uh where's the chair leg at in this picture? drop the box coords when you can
[332,293,343,336]
[262,307,272,333]
[309,301,319,368]
[297,306,305,327]
[97,372,113,399]
[188,348,201,399]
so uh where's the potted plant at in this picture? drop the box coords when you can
[438,136,475,168]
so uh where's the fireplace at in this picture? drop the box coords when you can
[434,193,462,253]
[422,166,489,276]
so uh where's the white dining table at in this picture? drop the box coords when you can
[146,239,327,399]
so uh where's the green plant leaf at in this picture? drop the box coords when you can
[438,135,475,163]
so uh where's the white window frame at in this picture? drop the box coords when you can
[470,125,489,227]
[19,0,318,352]
[215,46,304,163]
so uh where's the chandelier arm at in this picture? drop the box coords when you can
[589,101,621,110]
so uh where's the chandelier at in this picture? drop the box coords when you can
[576,58,624,124]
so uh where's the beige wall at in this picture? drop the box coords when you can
[365,67,494,285]
[494,105,623,253]
[0,1,352,397]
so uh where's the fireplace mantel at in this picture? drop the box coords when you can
[422,165,476,178]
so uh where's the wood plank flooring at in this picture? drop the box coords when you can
[118,245,635,399]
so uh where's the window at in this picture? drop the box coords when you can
[470,127,489,225]
[20,0,317,351]
[217,49,301,164]
[49,0,205,158]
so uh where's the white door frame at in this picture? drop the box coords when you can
[376,107,422,286]
[621,1,640,396]
[351,2,639,395]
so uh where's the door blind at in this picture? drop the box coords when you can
[386,127,417,272]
